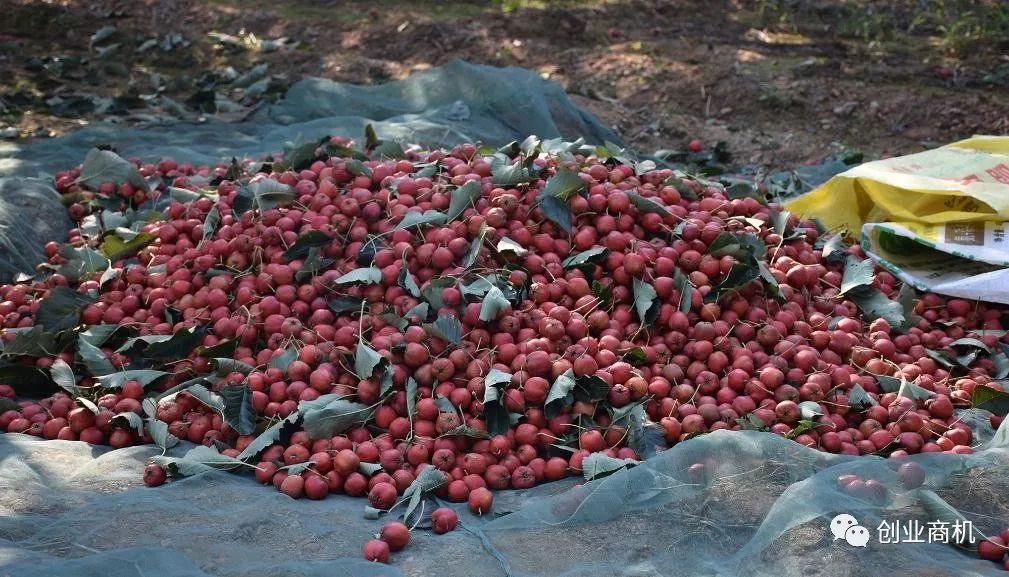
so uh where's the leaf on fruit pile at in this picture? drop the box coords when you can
[496,237,527,256]
[50,245,110,283]
[97,370,170,390]
[268,345,299,372]
[821,232,847,263]
[101,231,156,262]
[398,262,421,298]
[562,247,608,269]
[212,358,256,376]
[479,286,511,322]
[545,369,577,418]
[627,192,670,217]
[301,399,378,439]
[798,401,824,420]
[898,378,934,401]
[574,374,609,403]
[463,223,487,269]
[345,159,373,178]
[582,453,640,481]
[448,180,482,222]
[334,267,382,286]
[440,425,489,439]
[358,461,383,477]
[482,369,512,437]
[397,465,447,525]
[0,363,55,397]
[757,262,785,301]
[153,445,247,477]
[283,230,332,261]
[673,268,693,313]
[396,209,448,230]
[118,327,204,361]
[246,179,296,211]
[491,158,533,187]
[197,338,238,359]
[76,148,150,193]
[355,341,387,380]
[328,296,364,314]
[421,277,455,309]
[78,323,132,348]
[423,314,462,345]
[708,232,766,260]
[146,415,179,451]
[220,384,257,435]
[847,383,878,409]
[621,347,647,366]
[1,326,57,357]
[537,192,572,234]
[36,286,97,332]
[237,412,301,462]
[542,168,585,201]
[49,358,79,396]
[110,411,144,436]
[847,288,906,332]
[406,377,418,435]
[839,257,875,295]
[970,384,1009,416]
[632,277,659,326]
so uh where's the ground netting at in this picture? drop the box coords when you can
[3,421,1009,577]
[1,60,1008,577]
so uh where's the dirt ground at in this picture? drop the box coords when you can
[2,0,1009,170]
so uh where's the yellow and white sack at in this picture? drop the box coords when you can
[786,136,1009,303]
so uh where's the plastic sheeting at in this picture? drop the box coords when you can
[3,422,1008,577]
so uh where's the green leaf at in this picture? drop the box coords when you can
[50,358,79,396]
[582,453,639,481]
[847,286,906,331]
[202,206,221,242]
[708,233,766,260]
[219,384,257,435]
[463,223,487,269]
[758,262,785,301]
[52,245,110,283]
[334,267,382,286]
[345,159,373,178]
[448,181,482,222]
[422,277,456,310]
[248,179,296,211]
[398,465,447,524]
[237,412,301,462]
[396,209,448,229]
[482,369,512,437]
[847,383,877,409]
[1,326,57,357]
[391,262,420,298]
[184,383,226,412]
[479,286,511,322]
[118,327,203,361]
[673,268,692,313]
[76,148,150,193]
[36,287,97,332]
[110,411,144,436]
[78,324,130,347]
[822,233,846,263]
[632,277,659,325]
[405,378,418,437]
[798,401,823,420]
[153,445,247,477]
[355,341,386,379]
[424,315,462,345]
[268,346,299,372]
[491,159,533,187]
[898,378,934,401]
[542,168,584,200]
[328,296,364,314]
[283,230,332,261]
[840,257,875,295]
[545,369,577,418]
[562,247,608,269]
[147,415,179,450]
[97,370,170,390]
[622,348,647,366]
[372,140,407,160]
[574,374,609,402]
[364,124,380,150]
[301,399,378,439]
[212,358,257,376]
[0,363,56,396]
[495,237,527,256]
[971,384,1009,416]
[440,425,489,439]
[627,192,670,217]
[537,192,572,234]
[101,232,156,262]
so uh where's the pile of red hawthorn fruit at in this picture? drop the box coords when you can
[1,135,1008,564]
